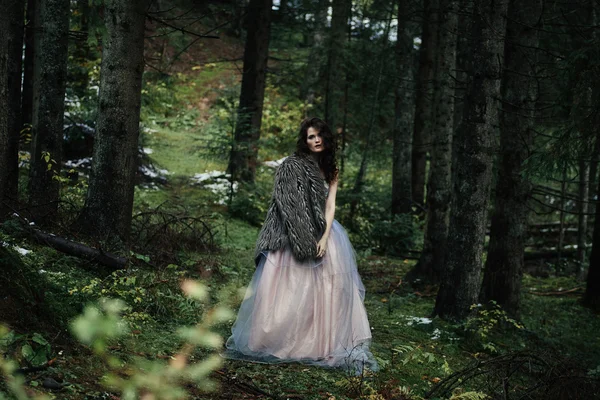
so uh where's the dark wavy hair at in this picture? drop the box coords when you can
[295,117,338,184]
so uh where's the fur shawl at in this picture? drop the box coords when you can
[254,152,328,264]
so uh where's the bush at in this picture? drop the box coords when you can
[228,179,272,227]
[372,214,420,256]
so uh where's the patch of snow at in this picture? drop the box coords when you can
[139,165,170,179]
[191,170,230,183]
[142,126,158,134]
[142,148,153,155]
[263,157,287,168]
[65,157,93,169]
[405,316,433,326]
[2,241,32,256]
[64,123,95,135]
[431,328,441,340]
[13,246,31,256]
[140,182,161,191]
[191,170,238,205]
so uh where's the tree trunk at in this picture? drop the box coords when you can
[584,175,600,312]
[589,137,600,203]
[479,0,540,318]
[227,0,273,183]
[406,0,458,283]
[21,0,38,129]
[433,0,508,321]
[27,0,69,223]
[391,0,416,216]
[228,0,246,38]
[557,166,567,265]
[577,159,590,277]
[349,11,394,221]
[301,0,328,108]
[324,0,350,131]
[452,0,471,143]
[77,0,149,242]
[71,0,91,96]
[411,0,438,207]
[0,0,25,219]
[339,79,349,177]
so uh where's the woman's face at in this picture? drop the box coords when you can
[306,127,325,153]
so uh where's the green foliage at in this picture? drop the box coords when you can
[0,331,52,368]
[463,301,524,353]
[1,279,230,399]
[69,264,205,326]
[371,214,421,256]
[71,298,129,353]
[259,83,306,157]
[228,177,273,226]
[337,184,422,256]
[70,284,229,399]
[448,389,490,400]
[191,84,238,162]
[141,72,180,120]
[392,344,437,366]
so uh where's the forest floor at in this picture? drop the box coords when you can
[2,54,600,400]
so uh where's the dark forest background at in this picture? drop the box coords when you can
[1,0,600,398]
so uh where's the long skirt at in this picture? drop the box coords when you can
[223,220,377,374]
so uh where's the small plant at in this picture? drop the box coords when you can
[69,264,205,326]
[1,279,231,400]
[392,344,437,366]
[463,301,524,353]
[448,388,489,399]
[0,331,52,369]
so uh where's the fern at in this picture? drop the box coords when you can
[449,389,489,400]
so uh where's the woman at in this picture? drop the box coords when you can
[223,117,377,373]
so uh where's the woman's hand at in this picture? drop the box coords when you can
[316,235,328,258]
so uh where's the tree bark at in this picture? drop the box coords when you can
[584,174,600,311]
[577,159,589,276]
[27,0,69,223]
[0,0,25,219]
[411,0,438,207]
[227,0,273,183]
[582,1,600,312]
[21,0,38,129]
[77,0,149,242]
[406,0,458,283]
[589,137,600,204]
[349,11,394,221]
[479,0,540,318]
[557,166,567,265]
[434,0,509,321]
[324,0,351,131]
[391,0,416,216]
[301,0,328,108]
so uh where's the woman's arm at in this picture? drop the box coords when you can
[273,158,319,260]
[316,177,338,257]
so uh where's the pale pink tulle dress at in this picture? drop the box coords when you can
[223,219,378,373]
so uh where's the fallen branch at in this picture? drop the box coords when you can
[31,230,126,270]
[528,287,583,296]
[14,358,57,375]
[524,245,592,260]
[213,369,277,399]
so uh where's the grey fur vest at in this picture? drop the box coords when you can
[254,152,327,264]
